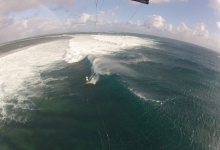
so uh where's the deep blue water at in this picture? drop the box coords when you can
[0,33,220,150]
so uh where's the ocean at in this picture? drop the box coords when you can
[0,33,220,150]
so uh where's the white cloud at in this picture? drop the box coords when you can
[144,15,165,28]
[0,0,75,17]
[65,13,96,28]
[217,22,220,29]
[0,17,65,44]
[208,0,220,13]
[194,22,206,31]
[22,20,28,28]
[169,22,210,39]
[193,23,209,39]
[105,17,220,52]
[0,8,116,43]
[65,10,115,28]
[177,23,189,32]
[0,10,219,53]
[165,24,173,31]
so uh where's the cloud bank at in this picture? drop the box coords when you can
[1,13,219,53]
[0,0,219,53]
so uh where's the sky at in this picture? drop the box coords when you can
[0,0,220,52]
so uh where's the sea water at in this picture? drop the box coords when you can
[0,33,220,150]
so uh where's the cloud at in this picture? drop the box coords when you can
[217,22,220,29]
[177,22,189,32]
[0,17,65,44]
[161,22,218,52]
[208,0,220,13]
[65,13,96,27]
[0,9,219,53]
[103,18,220,52]
[0,8,116,43]
[193,23,209,38]
[144,15,165,28]
[65,9,116,28]
[0,17,14,29]
[168,22,210,39]
[0,0,75,17]
[165,24,173,31]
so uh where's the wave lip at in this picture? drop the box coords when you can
[64,34,157,84]
[128,87,162,103]
[64,50,86,63]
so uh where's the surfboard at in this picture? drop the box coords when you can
[85,82,93,85]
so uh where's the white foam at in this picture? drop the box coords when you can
[43,76,68,84]
[92,35,150,47]
[0,34,157,122]
[64,35,155,64]
[119,53,152,64]
[92,57,139,77]
[64,34,156,84]
[0,40,69,123]
[64,50,86,63]
[89,74,99,85]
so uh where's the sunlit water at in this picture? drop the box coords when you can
[0,33,220,150]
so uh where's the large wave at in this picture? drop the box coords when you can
[0,34,157,123]
[64,34,156,83]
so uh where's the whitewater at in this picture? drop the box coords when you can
[0,34,156,123]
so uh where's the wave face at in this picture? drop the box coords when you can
[0,34,156,123]
[0,33,220,150]
[64,34,156,84]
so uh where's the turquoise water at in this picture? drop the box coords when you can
[0,33,220,150]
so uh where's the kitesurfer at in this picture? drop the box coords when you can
[86,76,89,83]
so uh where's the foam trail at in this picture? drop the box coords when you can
[128,87,161,103]
[92,57,139,77]
[89,74,99,85]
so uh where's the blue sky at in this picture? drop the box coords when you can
[0,0,220,52]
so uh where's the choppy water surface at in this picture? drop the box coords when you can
[0,33,220,150]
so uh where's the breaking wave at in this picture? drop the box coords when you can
[0,34,157,123]
[0,40,69,124]
[64,34,156,84]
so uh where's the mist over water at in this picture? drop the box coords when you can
[0,33,220,150]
